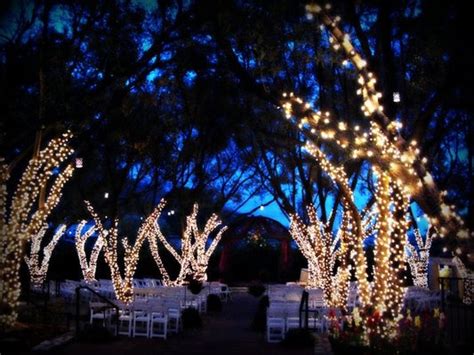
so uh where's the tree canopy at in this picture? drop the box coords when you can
[1,0,472,260]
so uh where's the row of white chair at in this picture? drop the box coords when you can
[90,302,182,339]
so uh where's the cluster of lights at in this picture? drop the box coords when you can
[83,200,225,298]
[85,200,167,303]
[370,170,411,323]
[370,169,392,313]
[296,3,471,245]
[289,209,324,290]
[143,200,174,285]
[303,142,371,306]
[281,2,471,340]
[24,224,66,287]
[0,132,75,327]
[386,181,410,320]
[74,220,101,282]
[282,3,473,334]
[290,204,351,308]
[406,225,436,289]
[149,203,227,285]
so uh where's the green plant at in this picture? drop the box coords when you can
[248,283,265,297]
[182,307,202,329]
[282,328,316,348]
[207,294,222,312]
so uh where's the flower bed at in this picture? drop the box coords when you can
[327,306,448,354]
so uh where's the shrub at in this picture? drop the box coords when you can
[182,307,202,329]
[187,279,203,295]
[282,328,316,348]
[248,283,265,297]
[251,295,269,331]
[207,294,222,312]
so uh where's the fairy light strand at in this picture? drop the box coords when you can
[406,225,436,289]
[74,221,101,282]
[0,132,74,327]
[149,203,227,285]
[24,224,66,286]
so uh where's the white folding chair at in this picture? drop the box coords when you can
[221,284,231,302]
[117,307,133,336]
[133,309,150,337]
[286,317,300,332]
[89,302,112,326]
[267,317,285,343]
[167,307,181,334]
[149,312,167,339]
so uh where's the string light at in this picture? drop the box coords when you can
[281,3,461,339]
[290,204,351,308]
[24,224,66,286]
[149,203,227,285]
[85,200,166,303]
[406,225,436,289]
[301,2,468,248]
[74,221,101,282]
[0,132,75,327]
[303,142,371,306]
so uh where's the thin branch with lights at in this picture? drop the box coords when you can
[290,204,351,307]
[24,224,66,287]
[74,221,101,283]
[406,225,436,289]
[149,203,227,285]
[85,200,167,303]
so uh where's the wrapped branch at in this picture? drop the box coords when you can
[0,132,74,328]
[149,203,227,285]
[24,224,66,286]
[406,225,436,289]
[74,221,101,282]
[290,204,350,307]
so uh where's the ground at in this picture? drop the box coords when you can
[24,292,328,354]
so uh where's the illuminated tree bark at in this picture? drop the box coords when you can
[85,200,166,303]
[74,221,101,282]
[0,132,74,328]
[24,224,66,287]
[149,203,227,285]
[305,3,468,242]
[290,204,350,307]
[406,225,435,289]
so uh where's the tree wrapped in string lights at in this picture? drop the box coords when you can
[24,224,66,287]
[0,132,75,328]
[85,200,167,303]
[74,221,101,282]
[149,203,227,286]
[406,225,436,289]
[300,3,469,240]
[274,1,471,338]
[289,204,351,307]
